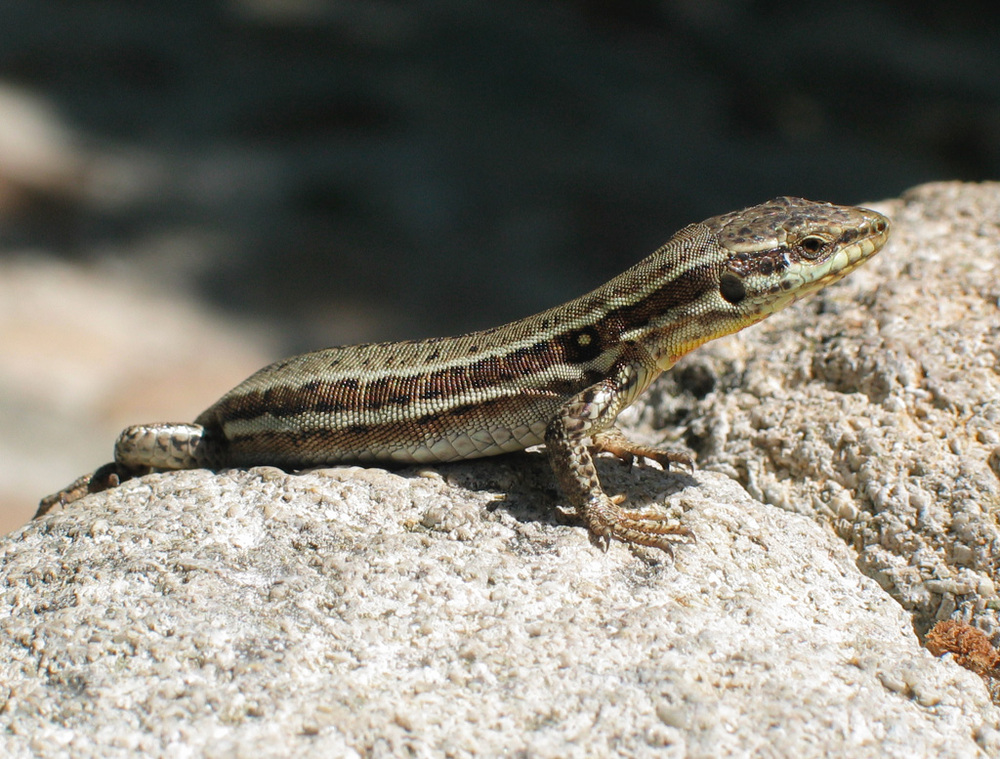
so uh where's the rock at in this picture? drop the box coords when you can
[3,182,1000,756]
[2,464,996,757]
[649,181,1000,639]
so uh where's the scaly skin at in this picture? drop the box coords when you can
[39,197,890,552]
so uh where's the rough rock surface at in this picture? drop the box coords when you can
[0,256,274,534]
[3,467,997,757]
[2,182,1000,756]
[643,182,1000,638]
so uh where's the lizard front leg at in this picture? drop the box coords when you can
[544,361,693,553]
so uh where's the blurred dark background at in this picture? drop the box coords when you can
[2,0,999,533]
[1,0,997,348]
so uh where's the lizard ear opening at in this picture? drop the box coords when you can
[719,272,747,304]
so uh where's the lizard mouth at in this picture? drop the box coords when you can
[796,214,889,291]
[763,209,890,309]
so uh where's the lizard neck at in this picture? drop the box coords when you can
[548,195,890,374]
[528,221,730,374]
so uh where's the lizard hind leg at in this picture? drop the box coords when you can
[36,422,213,518]
[114,423,211,470]
[35,461,129,517]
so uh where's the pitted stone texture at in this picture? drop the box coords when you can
[2,461,997,757]
[637,182,1000,639]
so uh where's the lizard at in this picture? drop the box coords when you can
[38,197,890,552]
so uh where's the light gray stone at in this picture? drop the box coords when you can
[644,181,1000,638]
[1,467,996,756]
[3,182,1000,757]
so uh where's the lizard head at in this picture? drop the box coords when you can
[707,196,890,316]
[642,196,890,370]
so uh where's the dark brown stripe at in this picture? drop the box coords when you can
[207,258,716,428]
[599,261,717,341]
[210,332,596,424]
[222,394,549,466]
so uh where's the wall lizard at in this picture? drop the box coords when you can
[38,197,890,552]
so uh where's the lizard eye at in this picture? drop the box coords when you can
[799,236,826,259]
[719,271,746,304]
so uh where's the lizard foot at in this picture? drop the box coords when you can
[590,426,694,471]
[35,462,128,518]
[577,494,694,555]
